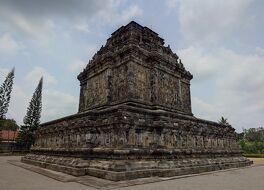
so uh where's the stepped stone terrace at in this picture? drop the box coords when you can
[22,21,252,181]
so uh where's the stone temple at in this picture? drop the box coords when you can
[22,21,252,181]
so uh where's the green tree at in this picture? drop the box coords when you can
[0,118,19,131]
[218,116,230,126]
[16,125,35,148]
[16,77,43,148]
[239,127,264,154]
[243,127,264,142]
[23,77,43,129]
[0,68,15,119]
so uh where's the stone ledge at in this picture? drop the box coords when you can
[31,147,242,155]
[21,156,253,181]
[84,161,253,181]
[9,158,257,189]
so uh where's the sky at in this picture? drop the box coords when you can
[0,0,263,132]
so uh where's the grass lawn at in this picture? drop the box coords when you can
[248,157,264,165]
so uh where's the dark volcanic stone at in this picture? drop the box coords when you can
[22,21,252,181]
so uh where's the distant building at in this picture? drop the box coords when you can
[0,130,18,152]
[0,130,18,142]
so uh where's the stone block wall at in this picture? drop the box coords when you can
[32,106,240,159]
[23,22,252,180]
[77,21,193,115]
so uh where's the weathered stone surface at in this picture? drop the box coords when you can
[22,21,252,181]
[77,21,192,114]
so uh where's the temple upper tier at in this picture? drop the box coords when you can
[77,21,193,115]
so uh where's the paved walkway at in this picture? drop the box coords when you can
[0,156,263,190]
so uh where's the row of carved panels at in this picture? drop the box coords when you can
[34,128,239,151]
[37,124,235,139]
[38,115,236,138]
[78,44,192,86]
[80,62,192,112]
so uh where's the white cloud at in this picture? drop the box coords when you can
[94,3,142,27]
[178,45,264,131]
[6,85,28,124]
[119,5,143,24]
[1,65,77,124]
[74,22,90,33]
[0,7,55,47]
[0,33,22,55]
[85,45,98,57]
[25,66,57,86]
[67,44,97,74]
[6,85,78,125]
[192,96,215,119]
[0,0,142,47]
[167,0,254,43]
[0,67,10,79]
[256,47,264,56]
[0,1,143,125]
[178,46,222,82]
[0,66,26,124]
[42,89,78,123]
[68,60,87,75]
[166,0,178,8]
[19,66,79,124]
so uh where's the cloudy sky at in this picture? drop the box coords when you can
[0,0,263,132]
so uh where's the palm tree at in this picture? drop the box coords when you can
[218,116,230,126]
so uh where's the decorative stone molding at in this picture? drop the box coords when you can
[22,21,252,181]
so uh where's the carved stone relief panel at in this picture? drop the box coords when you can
[35,111,239,154]
[155,70,180,109]
[111,64,128,102]
[84,70,108,109]
[78,85,86,112]
[129,63,152,102]
[181,82,191,113]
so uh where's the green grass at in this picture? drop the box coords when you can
[243,153,264,158]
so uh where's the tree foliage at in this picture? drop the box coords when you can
[0,68,15,119]
[16,77,43,148]
[16,125,35,149]
[0,118,19,131]
[239,127,264,154]
[23,77,43,129]
[243,127,264,142]
[218,116,230,126]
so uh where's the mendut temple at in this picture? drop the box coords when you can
[22,21,252,181]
